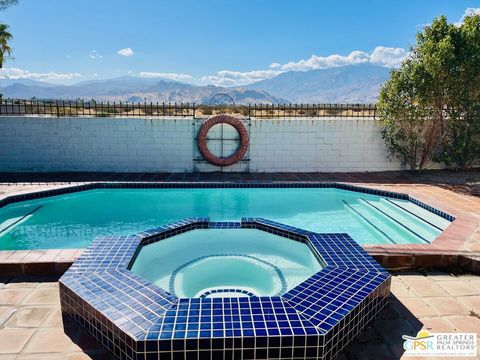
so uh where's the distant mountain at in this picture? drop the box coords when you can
[0,78,58,87]
[245,64,391,103]
[1,65,392,104]
[1,76,285,104]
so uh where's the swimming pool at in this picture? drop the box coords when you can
[0,185,452,249]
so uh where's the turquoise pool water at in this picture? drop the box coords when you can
[131,229,322,298]
[0,188,451,249]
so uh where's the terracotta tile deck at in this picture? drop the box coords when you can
[0,273,478,360]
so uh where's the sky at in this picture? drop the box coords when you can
[0,0,479,86]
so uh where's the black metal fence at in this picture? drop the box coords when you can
[0,99,378,118]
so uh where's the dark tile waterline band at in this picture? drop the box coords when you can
[0,181,455,222]
[199,288,256,299]
[60,218,391,360]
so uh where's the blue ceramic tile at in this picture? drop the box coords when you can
[60,217,391,360]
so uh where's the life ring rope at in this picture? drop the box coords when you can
[197,115,249,167]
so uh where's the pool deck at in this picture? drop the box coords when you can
[0,171,479,359]
[0,171,479,276]
[0,272,479,359]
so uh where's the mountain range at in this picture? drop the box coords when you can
[1,64,392,104]
[245,64,391,103]
[1,77,286,104]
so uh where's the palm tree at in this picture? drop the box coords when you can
[0,23,12,68]
[0,1,16,100]
[0,0,18,11]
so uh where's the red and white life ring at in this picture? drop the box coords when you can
[197,115,249,167]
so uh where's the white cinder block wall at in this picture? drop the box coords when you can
[249,118,401,172]
[0,116,403,172]
[0,117,194,172]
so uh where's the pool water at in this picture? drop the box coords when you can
[0,188,451,249]
[130,229,322,298]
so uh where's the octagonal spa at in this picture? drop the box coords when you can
[131,227,322,299]
[60,218,390,360]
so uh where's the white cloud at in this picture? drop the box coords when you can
[201,69,283,86]
[280,50,370,71]
[419,8,480,28]
[416,23,430,29]
[117,47,134,57]
[202,46,406,86]
[1,45,406,87]
[456,7,480,25]
[0,67,81,81]
[369,47,406,67]
[89,50,103,59]
[139,72,192,81]
[277,47,405,72]
[464,7,480,17]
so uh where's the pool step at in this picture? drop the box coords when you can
[0,205,42,236]
[376,198,442,239]
[342,200,397,244]
[383,198,451,231]
[343,200,431,244]
[359,199,433,243]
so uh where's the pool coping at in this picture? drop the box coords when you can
[0,181,479,276]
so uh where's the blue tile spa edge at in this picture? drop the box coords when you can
[59,217,391,360]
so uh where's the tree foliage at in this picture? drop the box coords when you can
[0,0,18,11]
[0,23,13,68]
[379,14,480,171]
[0,0,16,69]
